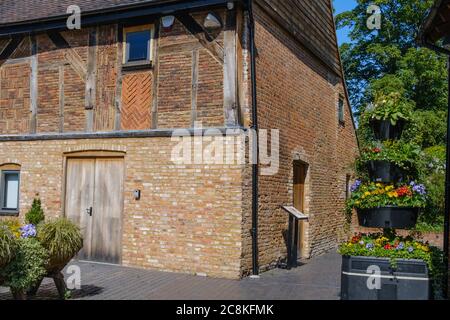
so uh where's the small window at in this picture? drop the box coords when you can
[338,95,345,124]
[1,170,20,212]
[123,25,154,65]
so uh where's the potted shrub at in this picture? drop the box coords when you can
[0,224,17,286]
[339,232,444,300]
[365,92,413,140]
[25,218,83,298]
[0,224,49,300]
[347,181,427,229]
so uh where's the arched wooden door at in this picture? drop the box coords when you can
[65,157,124,264]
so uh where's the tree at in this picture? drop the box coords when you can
[336,0,448,230]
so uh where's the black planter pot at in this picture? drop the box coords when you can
[341,256,430,300]
[357,206,419,229]
[370,119,405,141]
[367,160,405,183]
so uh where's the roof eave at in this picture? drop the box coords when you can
[0,0,232,38]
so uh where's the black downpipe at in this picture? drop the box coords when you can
[246,0,259,276]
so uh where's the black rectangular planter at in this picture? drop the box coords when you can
[341,256,430,300]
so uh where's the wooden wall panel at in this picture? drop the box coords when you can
[120,71,152,130]
[256,0,341,75]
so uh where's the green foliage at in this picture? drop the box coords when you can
[338,232,444,288]
[0,238,48,291]
[25,198,45,226]
[346,182,427,214]
[336,0,437,113]
[358,140,420,172]
[0,224,17,268]
[366,92,413,125]
[336,1,447,230]
[1,219,21,239]
[37,218,83,270]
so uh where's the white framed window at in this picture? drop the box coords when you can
[123,24,155,65]
[1,170,20,212]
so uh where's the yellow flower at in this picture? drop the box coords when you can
[376,183,383,188]
[385,186,394,192]
[364,192,371,197]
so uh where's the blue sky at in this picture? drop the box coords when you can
[333,0,357,45]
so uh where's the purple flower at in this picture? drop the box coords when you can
[408,246,414,253]
[20,224,37,238]
[366,243,374,250]
[397,242,405,250]
[351,180,362,192]
[412,184,426,195]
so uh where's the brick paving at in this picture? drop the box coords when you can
[0,252,341,300]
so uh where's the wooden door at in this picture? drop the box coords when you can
[91,159,124,264]
[293,162,307,258]
[65,159,95,260]
[65,157,124,264]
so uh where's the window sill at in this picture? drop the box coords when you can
[122,61,153,72]
[0,210,19,216]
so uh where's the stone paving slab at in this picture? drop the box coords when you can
[0,252,342,300]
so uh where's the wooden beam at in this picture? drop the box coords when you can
[0,36,24,67]
[59,65,65,133]
[85,28,97,132]
[114,24,123,131]
[223,9,238,127]
[151,22,160,129]
[29,35,38,134]
[175,13,224,64]
[191,49,199,127]
[47,31,87,80]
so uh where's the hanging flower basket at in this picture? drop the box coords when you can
[370,119,406,141]
[357,206,419,229]
[367,160,406,183]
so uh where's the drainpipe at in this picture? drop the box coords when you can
[245,0,259,276]
[421,38,450,299]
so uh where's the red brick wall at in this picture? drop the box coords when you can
[251,4,359,270]
[0,63,31,134]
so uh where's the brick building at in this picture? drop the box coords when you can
[0,0,358,279]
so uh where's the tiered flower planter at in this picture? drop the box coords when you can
[357,206,419,229]
[341,117,431,300]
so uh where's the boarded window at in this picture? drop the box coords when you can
[338,95,345,124]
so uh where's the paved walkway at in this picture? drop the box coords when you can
[0,252,341,300]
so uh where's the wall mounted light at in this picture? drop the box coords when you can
[134,190,141,201]
[161,15,175,30]
[203,12,223,30]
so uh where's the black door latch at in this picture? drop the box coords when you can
[86,207,93,217]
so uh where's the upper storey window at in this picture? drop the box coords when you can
[123,25,154,66]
